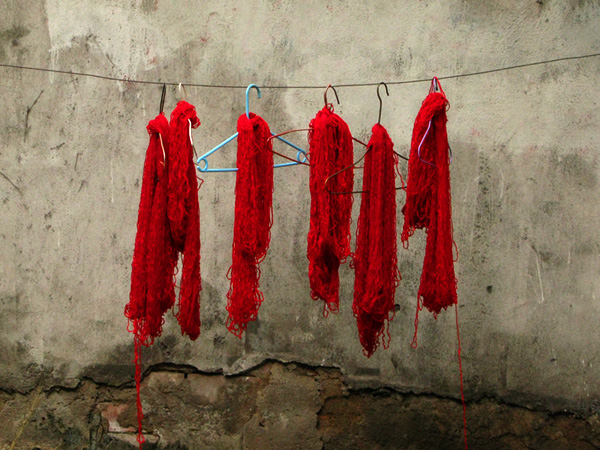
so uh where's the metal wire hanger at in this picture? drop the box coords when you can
[157,84,167,164]
[417,77,453,167]
[195,84,308,173]
[265,84,369,165]
[325,82,408,195]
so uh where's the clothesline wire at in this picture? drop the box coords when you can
[0,51,598,89]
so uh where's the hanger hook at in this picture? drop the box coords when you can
[159,84,166,114]
[178,82,187,101]
[377,82,389,125]
[324,84,340,109]
[430,76,444,95]
[246,84,261,118]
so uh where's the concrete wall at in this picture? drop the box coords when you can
[1,0,600,448]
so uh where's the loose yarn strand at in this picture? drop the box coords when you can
[410,297,422,349]
[456,303,468,449]
[134,333,144,448]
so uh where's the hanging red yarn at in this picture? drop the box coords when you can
[226,113,274,337]
[352,124,401,357]
[168,100,202,340]
[126,113,175,342]
[125,113,175,447]
[401,85,457,333]
[307,105,354,315]
[402,83,467,449]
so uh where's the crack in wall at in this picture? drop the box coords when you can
[1,359,599,449]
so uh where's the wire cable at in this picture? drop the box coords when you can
[0,51,598,89]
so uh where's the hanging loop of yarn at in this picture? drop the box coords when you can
[307,106,354,316]
[125,113,177,448]
[126,113,176,343]
[401,82,467,449]
[401,89,456,321]
[352,124,401,357]
[226,112,274,337]
[168,100,202,340]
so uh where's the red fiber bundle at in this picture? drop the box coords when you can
[307,106,354,315]
[401,89,457,326]
[226,113,274,337]
[168,100,202,340]
[125,113,175,447]
[352,124,401,357]
[402,85,467,449]
[126,113,175,342]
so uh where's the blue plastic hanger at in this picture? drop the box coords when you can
[196,84,308,173]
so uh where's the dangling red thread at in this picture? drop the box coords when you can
[133,331,144,448]
[402,80,467,448]
[352,124,401,357]
[125,113,175,448]
[307,105,354,316]
[226,113,274,337]
[126,103,202,448]
[168,100,201,340]
[456,303,468,449]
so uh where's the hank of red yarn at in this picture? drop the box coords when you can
[352,124,401,357]
[307,105,354,315]
[402,83,467,449]
[125,113,175,447]
[168,100,202,340]
[401,85,457,331]
[126,113,175,343]
[226,113,274,337]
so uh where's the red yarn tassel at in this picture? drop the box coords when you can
[169,100,201,340]
[307,106,354,315]
[125,113,173,447]
[226,113,274,337]
[353,124,401,357]
[402,88,456,325]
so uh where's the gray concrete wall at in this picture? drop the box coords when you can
[1,0,600,448]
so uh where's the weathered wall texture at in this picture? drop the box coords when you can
[1,0,599,448]
[2,361,600,449]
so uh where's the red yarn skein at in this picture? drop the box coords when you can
[169,100,202,340]
[307,106,354,316]
[402,85,467,449]
[126,113,175,344]
[125,113,175,447]
[353,124,401,357]
[226,113,274,337]
[401,90,457,326]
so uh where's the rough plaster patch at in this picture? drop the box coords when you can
[44,1,206,76]
[1,361,599,449]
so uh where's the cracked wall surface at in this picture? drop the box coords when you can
[1,0,600,449]
[2,361,600,449]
